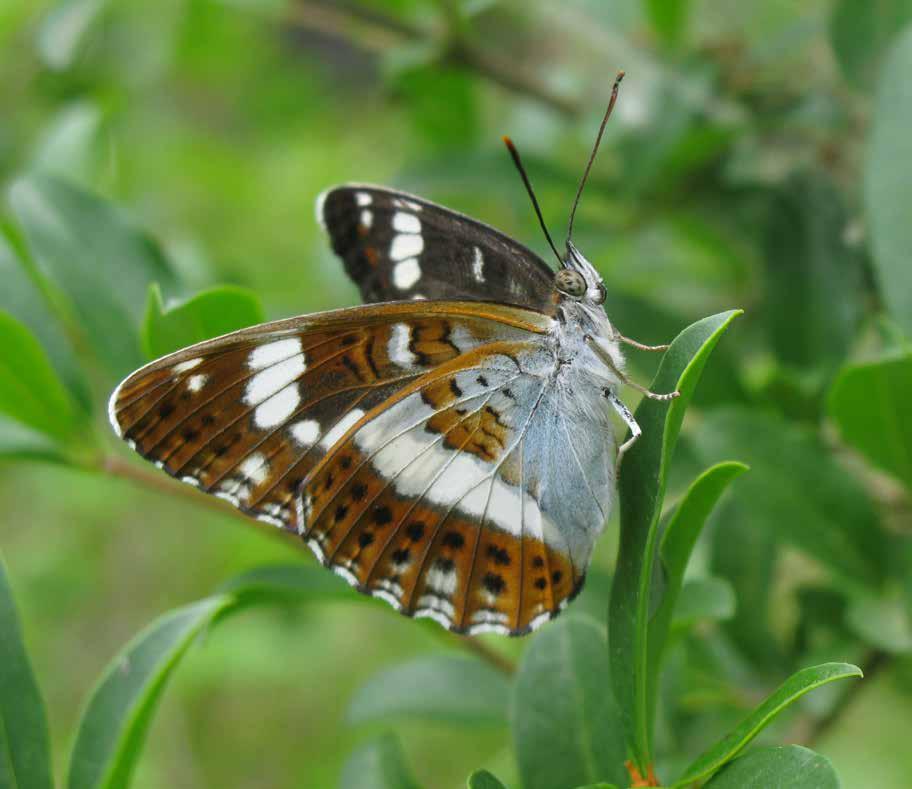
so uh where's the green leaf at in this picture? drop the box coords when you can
[865,25,912,338]
[0,230,91,414]
[672,577,736,629]
[672,662,862,786]
[0,552,54,789]
[609,310,741,770]
[219,562,356,607]
[830,0,912,89]
[649,462,747,669]
[511,616,627,789]
[9,174,179,377]
[645,0,690,45]
[761,172,863,376]
[141,283,264,359]
[35,0,108,70]
[828,352,912,490]
[0,311,80,442]
[846,588,912,653]
[695,407,886,590]
[348,654,509,726]
[30,101,107,187]
[704,745,839,788]
[0,415,72,464]
[339,733,420,789]
[467,768,508,789]
[67,595,235,789]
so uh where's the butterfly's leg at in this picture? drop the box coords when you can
[605,389,641,460]
[616,333,669,352]
[585,335,680,401]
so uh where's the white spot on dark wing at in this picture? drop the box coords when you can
[180,475,201,487]
[425,565,458,596]
[319,409,365,449]
[393,197,422,212]
[356,191,372,207]
[172,358,203,374]
[239,453,269,486]
[186,374,207,393]
[359,209,373,229]
[390,234,423,261]
[417,594,455,617]
[289,419,321,447]
[244,355,306,405]
[253,384,301,429]
[388,322,418,368]
[393,258,421,290]
[373,588,404,611]
[392,211,421,233]
[472,246,485,283]
[247,338,302,370]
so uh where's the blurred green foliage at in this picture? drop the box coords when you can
[1,0,911,787]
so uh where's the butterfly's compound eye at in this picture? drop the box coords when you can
[555,269,587,298]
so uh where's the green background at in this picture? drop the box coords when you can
[1,1,911,787]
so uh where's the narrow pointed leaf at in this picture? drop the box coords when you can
[512,616,627,789]
[651,462,746,645]
[0,553,54,789]
[0,311,80,442]
[0,232,91,414]
[704,745,839,788]
[10,174,178,377]
[610,310,741,769]
[349,654,509,726]
[142,283,264,359]
[673,662,861,786]
[67,595,235,789]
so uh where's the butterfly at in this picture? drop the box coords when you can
[108,73,678,635]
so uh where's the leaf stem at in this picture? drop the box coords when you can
[456,635,516,675]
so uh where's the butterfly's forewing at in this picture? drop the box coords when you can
[318,185,555,309]
[109,302,545,534]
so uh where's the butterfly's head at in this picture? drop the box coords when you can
[556,241,607,306]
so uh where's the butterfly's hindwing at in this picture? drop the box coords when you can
[318,185,556,309]
[298,342,591,634]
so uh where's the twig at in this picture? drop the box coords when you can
[102,454,287,539]
[287,0,581,116]
[458,635,516,675]
[101,453,517,671]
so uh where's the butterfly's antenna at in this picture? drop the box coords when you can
[567,70,625,244]
[502,135,564,267]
